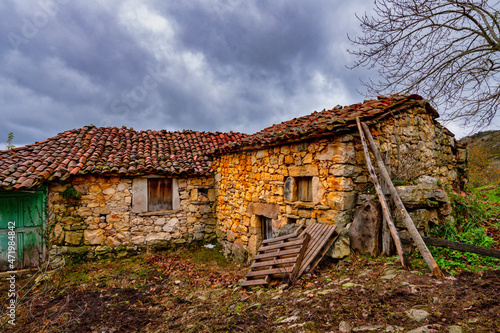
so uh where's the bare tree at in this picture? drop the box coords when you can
[349,0,500,132]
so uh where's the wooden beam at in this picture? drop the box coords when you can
[356,118,408,269]
[253,247,302,260]
[360,121,442,279]
[381,152,395,256]
[422,236,500,259]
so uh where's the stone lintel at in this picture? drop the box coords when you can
[288,165,319,177]
[247,202,279,219]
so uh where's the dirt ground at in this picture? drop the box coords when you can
[1,249,499,333]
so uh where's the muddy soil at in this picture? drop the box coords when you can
[1,252,499,332]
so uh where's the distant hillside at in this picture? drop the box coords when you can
[460,130,500,187]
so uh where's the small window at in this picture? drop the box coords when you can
[148,178,173,211]
[198,188,209,201]
[296,177,312,202]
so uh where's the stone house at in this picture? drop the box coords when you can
[212,95,466,261]
[0,95,466,269]
[0,126,244,268]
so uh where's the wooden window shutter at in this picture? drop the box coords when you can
[297,177,312,202]
[148,178,173,211]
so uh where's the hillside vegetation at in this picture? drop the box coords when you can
[460,130,500,187]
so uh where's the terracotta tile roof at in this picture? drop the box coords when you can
[220,94,435,151]
[0,126,246,190]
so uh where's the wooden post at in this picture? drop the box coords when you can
[360,122,442,279]
[356,118,408,269]
[422,236,500,259]
[381,152,394,256]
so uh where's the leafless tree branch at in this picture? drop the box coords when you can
[349,0,500,130]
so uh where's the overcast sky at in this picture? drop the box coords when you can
[1,0,498,149]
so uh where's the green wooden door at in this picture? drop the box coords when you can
[0,188,46,271]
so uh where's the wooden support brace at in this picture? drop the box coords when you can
[356,117,408,269]
[359,120,442,279]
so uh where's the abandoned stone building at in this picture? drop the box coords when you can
[0,127,245,269]
[0,95,466,270]
[212,95,466,261]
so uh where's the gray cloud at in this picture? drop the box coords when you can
[6,0,489,151]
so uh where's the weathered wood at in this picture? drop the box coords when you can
[245,266,294,277]
[422,236,500,259]
[349,200,383,256]
[241,275,270,287]
[291,233,310,278]
[148,178,173,211]
[297,223,337,277]
[299,224,326,263]
[244,223,338,286]
[258,238,307,252]
[243,231,310,286]
[250,257,299,268]
[360,121,442,278]
[253,247,302,260]
[381,152,395,256]
[262,229,300,244]
[307,232,340,272]
[356,118,408,269]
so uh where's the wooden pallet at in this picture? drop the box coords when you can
[296,223,338,277]
[242,223,339,286]
[241,231,310,287]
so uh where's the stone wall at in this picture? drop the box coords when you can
[214,106,466,261]
[47,175,216,257]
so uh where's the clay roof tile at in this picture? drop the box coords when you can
[0,126,246,190]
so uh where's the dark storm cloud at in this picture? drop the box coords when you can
[0,0,376,149]
[168,2,326,71]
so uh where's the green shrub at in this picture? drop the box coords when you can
[427,191,500,274]
[61,185,82,200]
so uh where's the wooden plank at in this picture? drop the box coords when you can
[381,151,394,256]
[290,233,310,279]
[306,232,340,274]
[253,247,302,260]
[298,225,337,277]
[299,222,320,239]
[298,224,337,276]
[241,275,270,287]
[296,225,326,270]
[422,236,500,259]
[258,238,306,252]
[300,224,331,264]
[250,257,299,268]
[245,266,294,277]
[148,178,173,211]
[262,217,273,240]
[261,230,299,244]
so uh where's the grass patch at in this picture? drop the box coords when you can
[427,188,500,274]
[55,255,153,289]
[190,244,234,268]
